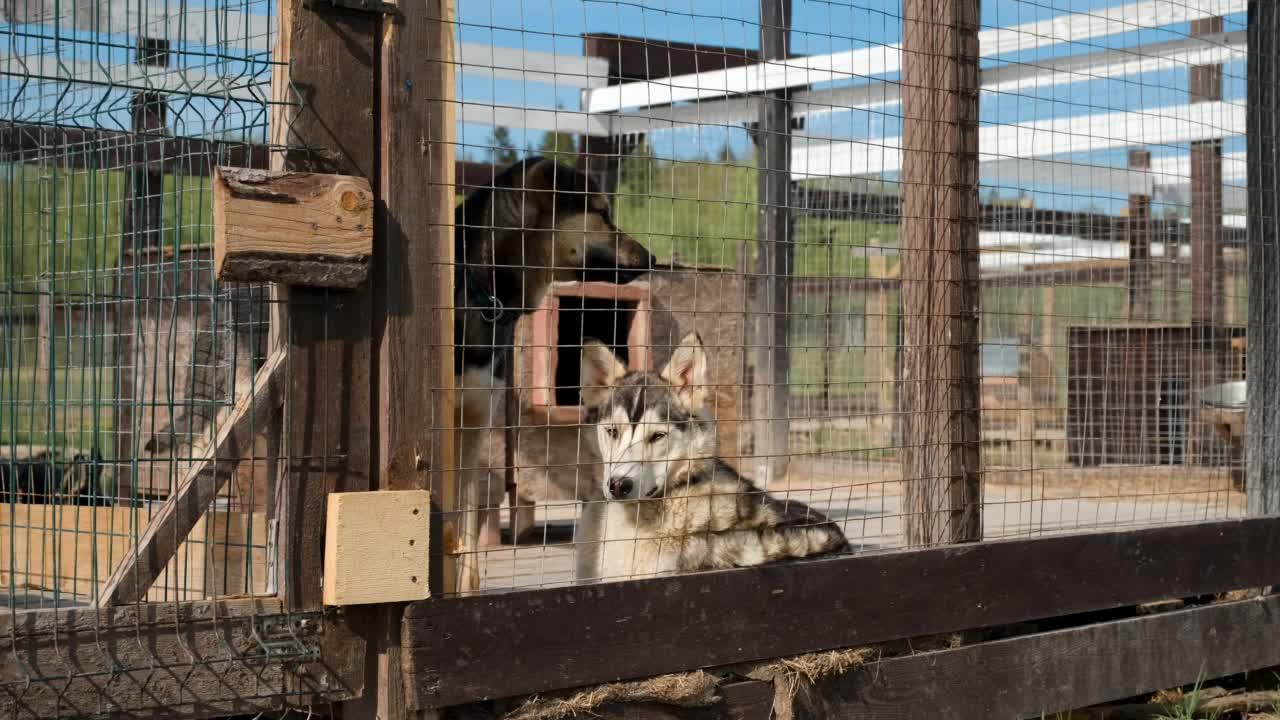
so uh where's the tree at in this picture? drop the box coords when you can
[489,126,519,165]
[538,130,578,165]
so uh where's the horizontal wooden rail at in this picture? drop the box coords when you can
[402,516,1280,708]
[507,594,1280,719]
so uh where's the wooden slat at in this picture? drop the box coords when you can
[97,348,283,606]
[586,0,1246,112]
[401,517,1280,709]
[0,598,365,719]
[793,101,1246,179]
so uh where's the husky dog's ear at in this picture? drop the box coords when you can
[489,158,559,230]
[660,332,708,410]
[580,341,627,407]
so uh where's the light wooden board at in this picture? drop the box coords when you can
[0,503,268,602]
[322,491,430,606]
[213,167,374,289]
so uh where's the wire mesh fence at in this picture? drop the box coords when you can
[444,0,1255,595]
[2,0,280,609]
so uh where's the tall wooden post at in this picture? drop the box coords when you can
[1247,0,1279,515]
[1126,149,1153,321]
[750,0,794,486]
[1190,16,1225,464]
[900,0,982,546]
[366,0,458,716]
[271,0,378,611]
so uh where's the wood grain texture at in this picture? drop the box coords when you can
[213,167,374,289]
[367,1,456,718]
[98,349,283,606]
[812,595,1280,720]
[402,517,1280,708]
[1247,0,1280,516]
[899,0,982,546]
[322,490,430,606]
[0,598,365,719]
[271,0,378,614]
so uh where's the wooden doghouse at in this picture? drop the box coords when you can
[1066,324,1245,467]
[487,269,750,542]
[529,280,653,424]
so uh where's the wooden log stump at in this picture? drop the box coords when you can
[213,167,373,289]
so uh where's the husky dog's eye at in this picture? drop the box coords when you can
[648,432,667,444]
[605,427,620,440]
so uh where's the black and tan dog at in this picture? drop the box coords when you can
[453,157,654,566]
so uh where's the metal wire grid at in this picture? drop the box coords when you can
[443,0,1255,596]
[2,0,282,609]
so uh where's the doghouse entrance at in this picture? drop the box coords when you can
[553,297,638,405]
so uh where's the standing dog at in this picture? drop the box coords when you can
[453,157,654,577]
[575,333,849,582]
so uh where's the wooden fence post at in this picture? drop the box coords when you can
[1126,149,1152,322]
[1190,16,1225,465]
[1247,0,1279,516]
[365,0,458,716]
[900,0,982,546]
[271,0,378,612]
[750,0,793,486]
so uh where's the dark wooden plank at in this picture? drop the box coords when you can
[358,1,458,719]
[0,598,364,719]
[402,517,1280,708]
[1247,0,1280,516]
[271,0,378,613]
[810,595,1280,720]
[747,0,794,487]
[899,0,982,545]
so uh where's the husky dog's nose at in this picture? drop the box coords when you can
[608,476,634,499]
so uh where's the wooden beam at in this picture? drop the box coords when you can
[899,0,982,546]
[1248,0,1280,516]
[402,517,1280,708]
[747,0,794,487]
[1,597,365,719]
[0,122,269,174]
[213,167,374,289]
[271,0,378,614]
[1191,16,1226,330]
[97,349,283,606]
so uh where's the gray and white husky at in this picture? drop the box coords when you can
[574,332,850,582]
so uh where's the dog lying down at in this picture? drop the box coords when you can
[576,332,851,582]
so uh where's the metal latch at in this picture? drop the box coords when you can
[248,613,322,665]
[306,0,400,15]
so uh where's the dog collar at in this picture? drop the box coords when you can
[463,266,506,323]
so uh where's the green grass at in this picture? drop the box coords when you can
[1,163,213,300]
[1156,668,1220,720]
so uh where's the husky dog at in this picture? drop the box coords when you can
[576,333,849,582]
[454,158,654,562]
